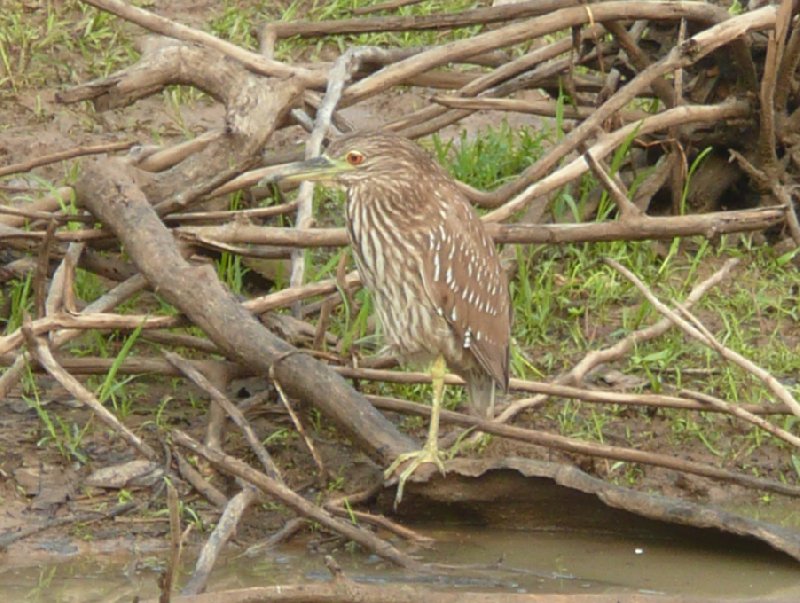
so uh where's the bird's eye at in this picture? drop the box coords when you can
[345,150,365,166]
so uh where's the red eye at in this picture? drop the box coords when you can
[346,150,365,165]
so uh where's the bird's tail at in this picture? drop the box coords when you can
[467,372,496,419]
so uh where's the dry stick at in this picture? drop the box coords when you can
[2,355,247,380]
[756,0,790,177]
[431,96,651,123]
[249,271,360,314]
[606,258,800,419]
[163,202,298,224]
[15,354,793,417]
[243,517,307,556]
[0,313,179,356]
[175,452,228,510]
[0,273,363,356]
[181,487,259,597]
[171,429,425,571]
[33,221,57,319]
[289,48,388,295]
[729,149,800,245]
[582,149,642,220]
[160,480,183,603]
[681,388,800,449]
[366,396,800,498]
[343,2,737,104]
[0,140,135,178]
[178,205,783,249]
[484,7,777,219]
[271,372,328,481]
[46,242,85,317]
[567,258,739,384]
[164,352,283,482]
[338,366,794,417]
[0,187,72,227]
[142,331,220,354]
[485,96,751,218]
[352,0,424,15]
[775,7,800,112]
[385,34,580,143]
[328,506,434,545]
[603,19,674,107]
[270,0,726,41]
[633,153,676,211]
[0,273,148,399]
[134,131,222,173]
[0,204,91,224]
[80,0,322,84]
[668,18,686,218]
[23,329,157,460]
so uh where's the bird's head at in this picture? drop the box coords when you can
[279,132,441,188]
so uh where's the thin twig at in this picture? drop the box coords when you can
[172,429,426,570]
[366,396,800,497]
[165,352,283,482]
[680,389,800,448]
[0,140,135,177]
[606,258,800,419]
[23,327,158,460]
[182,488,259,596]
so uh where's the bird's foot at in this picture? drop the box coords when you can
[384,443,446,508]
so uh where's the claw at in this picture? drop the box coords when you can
[384,444,446,508]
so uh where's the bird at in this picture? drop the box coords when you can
[281,131,510,504]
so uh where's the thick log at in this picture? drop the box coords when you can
[75,158,416,463]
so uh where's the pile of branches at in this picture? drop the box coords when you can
[3,0,800,598]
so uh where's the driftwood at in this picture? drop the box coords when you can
[4,0,800,593]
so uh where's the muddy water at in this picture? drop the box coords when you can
[2,523,799,602]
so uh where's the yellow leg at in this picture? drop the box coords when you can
[384,355,448,507]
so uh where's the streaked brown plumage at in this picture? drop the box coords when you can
[281,131,510,504]
[329,132,510,417]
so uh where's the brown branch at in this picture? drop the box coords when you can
[269,0,726,42]
[0,313,181,356]
[607,258,800,419]
[0,187,72,228]
[0,274,148,399]
[332,366,794,417]
[0,140,135,178]
[181,488,259,596]
[80,0,322,84]
[582,149,642,220]
[178,206,784,248]
[565,258,739,384]
[485,100,752,219]
[164,352,283,482]
[343,2,739,104]
[171,430,425,570]
[366,396,800,498]
[680,389,800,449]
[23,329,157,460]
[352,0,424,15]
[430,95,651,123]
[482,6,773,218]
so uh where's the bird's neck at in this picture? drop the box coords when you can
[345,177,447,233]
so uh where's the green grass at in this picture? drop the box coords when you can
[0,1,137,96]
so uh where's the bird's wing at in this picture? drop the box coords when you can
[422,187,510,389]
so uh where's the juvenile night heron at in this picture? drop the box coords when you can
[283,132,510,502]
